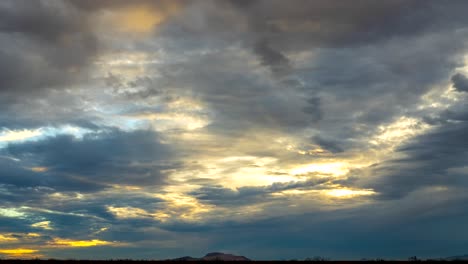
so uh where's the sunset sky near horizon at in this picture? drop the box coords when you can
[1,0,468,260]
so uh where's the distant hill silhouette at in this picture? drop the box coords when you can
[171,256,201,261]
[170,252,250,261]
[202,252,250,261]
[446,254,468,261]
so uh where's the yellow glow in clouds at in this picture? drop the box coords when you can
[0,234,18,242]
[326,188,376,198]
[115,3,180,34]
[52,238,113,247]
[291,162,349,176]
[0,249,38,255]
[31,221,53,230]
[30,167,48,172]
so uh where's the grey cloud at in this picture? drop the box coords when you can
[0,1,82,41]
[69,0,182,12]
[451,73,468,92]
[302,97,323,122]
[356,117,468,199]
[0,89,104,130]
[106,74,163,100]
[292,30,467,153]
[312,135,344,153]
[6,129,173,187]
[229,1,468,49]
[99,0,468,148]
[0,157,103,192]
[253,39,291,75]
[2,0,468,260]
[189,178,330,206]
[0,158,49,188]
[141,3,468,155]
[0,216,37,234]
[0,0,98,94]
[121,48,324,136]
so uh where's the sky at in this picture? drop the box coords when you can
[1,0,468,260]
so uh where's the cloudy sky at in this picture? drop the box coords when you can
[1,0,468,260]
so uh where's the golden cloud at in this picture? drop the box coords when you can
[51,238,115,248]
[97,1,182,35]
[0,248,38,255]
[31,221,53,230]
[0,234,18,242]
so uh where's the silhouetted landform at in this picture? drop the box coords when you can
[446,254,468,261]
[0,259,466,263]
[2,253,468,262]
[170,256,200,261]
[171,252,250,261]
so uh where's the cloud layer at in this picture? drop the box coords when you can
[1,0,468,260]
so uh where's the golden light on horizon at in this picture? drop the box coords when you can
[0,248,38,255]
[51,239,114,247]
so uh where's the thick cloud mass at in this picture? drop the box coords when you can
[1,0,468,260]
[451,73,468,92]
[0,0,97,94]
[6,130,172,186]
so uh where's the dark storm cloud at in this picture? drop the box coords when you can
[0,158,49,188]
[355,112,468,199]
[312,135,344,153]
[0,216,37,233]
[231,0,468,47]
[0,157,103,192]
[0,92,105,130]
[105,74,165,100]
[159,0,468,75]
[302,97,323,122]
[189,178,330,206]
[0,186,170,242]
[0,184,54,205]
[451,73,468,92]
[6,129,173,187]
[289,29,466,153]
[0,1,84,42]
[253,39,291,75]
[0,184,164,222]
[134,0,467,147]
[68,0,181,11]
[124,44,323,138]
[0,0,98,94]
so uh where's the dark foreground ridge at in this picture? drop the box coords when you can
[171,252,250,261]
[1,252,467,262]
